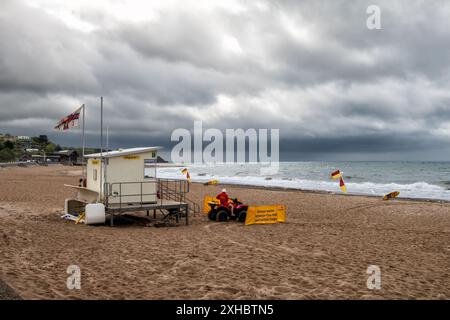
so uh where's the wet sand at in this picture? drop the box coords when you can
[0,165,449,299]
[0,278,21,300]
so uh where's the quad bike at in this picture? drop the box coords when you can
[207,198,248,223]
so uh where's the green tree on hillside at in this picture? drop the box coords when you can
[32,135,49,148]
[3,141,14,149]
[45,143,56,153]
[38,135,49,145]
[0,148,15,162]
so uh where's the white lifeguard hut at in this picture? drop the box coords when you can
[64,147,199,226]
[85,147,159,203]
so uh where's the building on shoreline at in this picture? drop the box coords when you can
[19,150,80,165]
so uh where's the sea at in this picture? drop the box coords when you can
[149,161,450,201]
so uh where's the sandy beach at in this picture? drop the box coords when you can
[0,165,449,300]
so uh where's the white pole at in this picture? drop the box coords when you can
[105,125,108,194]
[82,104,86,178]
[100,97,103,202]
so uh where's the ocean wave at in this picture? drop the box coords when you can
[153,167,450,201]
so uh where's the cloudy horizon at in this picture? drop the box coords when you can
[1,0,450,161]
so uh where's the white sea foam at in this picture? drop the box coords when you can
[150,162,450,201]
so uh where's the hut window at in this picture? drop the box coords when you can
[93,169,98,181]
[144,159,157,179]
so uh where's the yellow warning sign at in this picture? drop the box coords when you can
[123,155,140,160]
[203,196,220,214]
[245,205,286,226]
[91,159,100,165]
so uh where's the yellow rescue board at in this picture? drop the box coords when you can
[383,191,400,200]
[204,180,219,185]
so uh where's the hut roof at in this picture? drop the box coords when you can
[85,147,160,159]
[57,150,78,156]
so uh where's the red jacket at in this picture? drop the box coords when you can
[216,192,230,206]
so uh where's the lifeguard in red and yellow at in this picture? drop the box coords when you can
[216,188,234,214]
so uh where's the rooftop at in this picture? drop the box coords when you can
[84,147,160,159]
[57,150,78,155]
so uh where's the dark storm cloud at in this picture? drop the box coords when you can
[0,1,99,95]
[0,0,450,160]
[281,132,445,153]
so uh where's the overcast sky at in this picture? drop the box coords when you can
[1,0,450,160]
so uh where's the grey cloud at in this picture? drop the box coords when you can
[0,1,100,95]
[0,0,450,160]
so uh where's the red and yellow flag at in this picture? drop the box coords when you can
[181,168,191,183]
[339,176,347,193]
[331,169,346,192]
[331,170,342,179]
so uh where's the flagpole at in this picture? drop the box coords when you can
[100,97,103,202]
[105,125,108,198]
[82,104,86,178]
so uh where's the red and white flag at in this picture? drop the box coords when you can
[54,105,83,131]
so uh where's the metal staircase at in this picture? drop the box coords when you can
[158,179,201,217]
